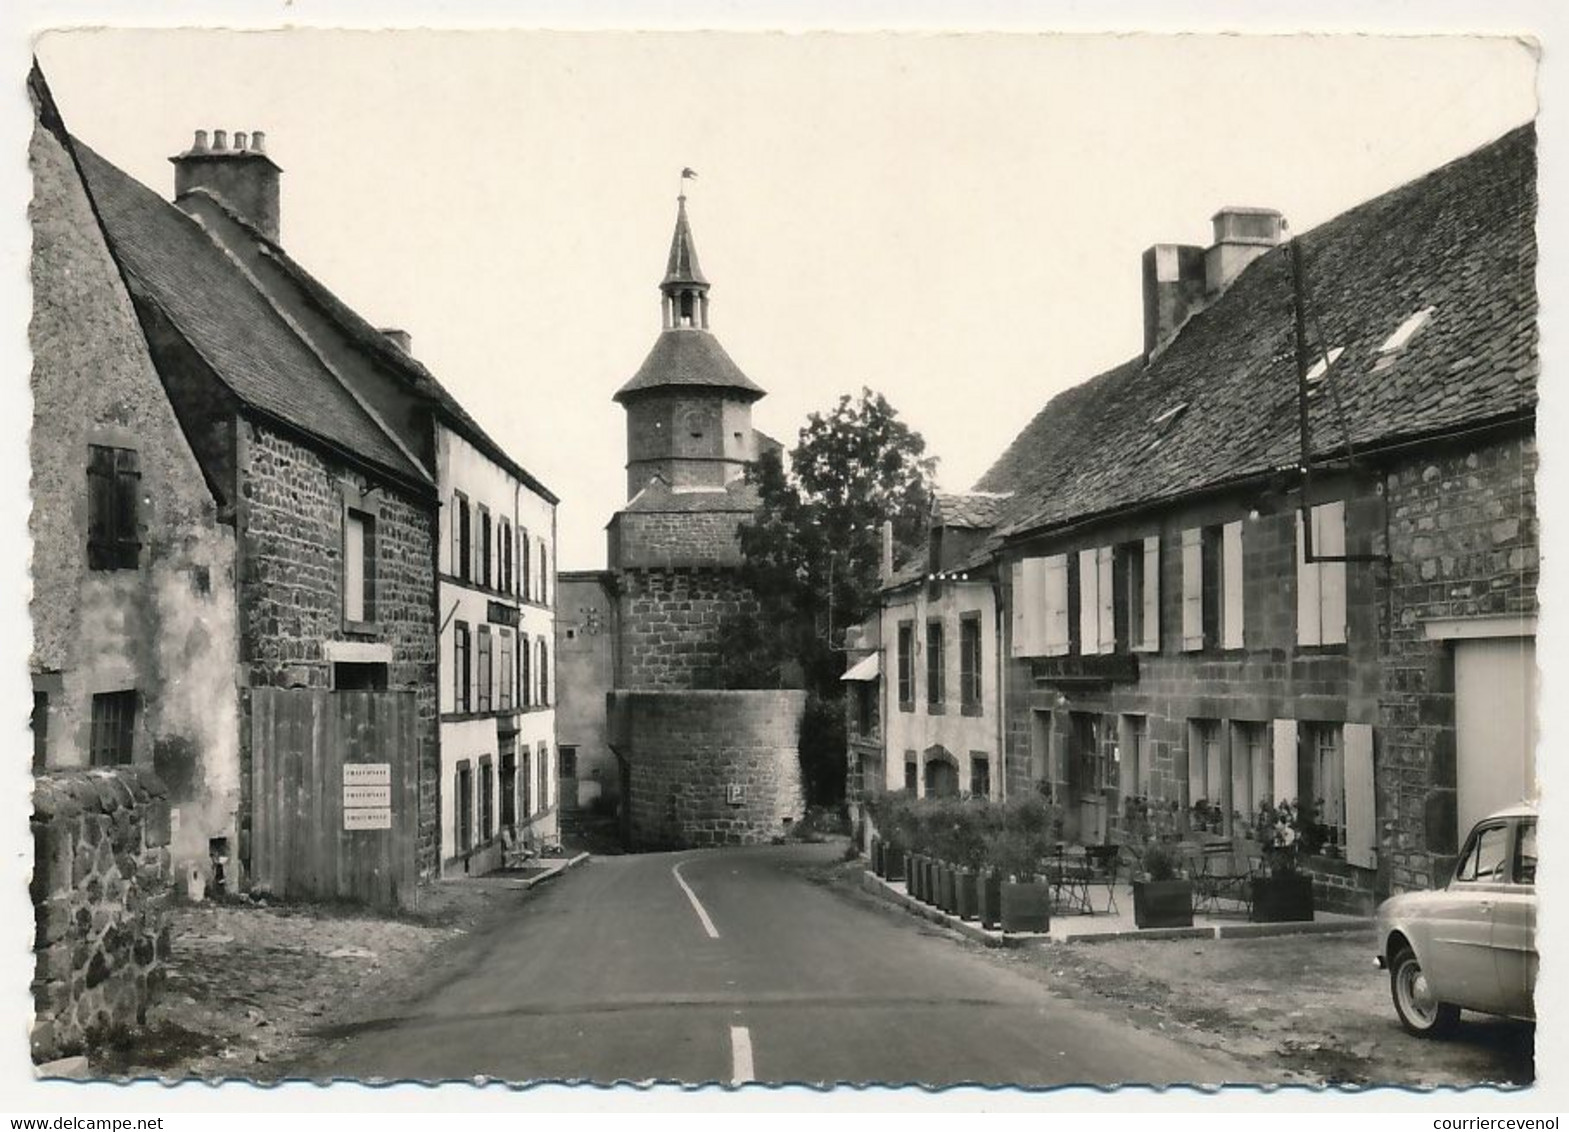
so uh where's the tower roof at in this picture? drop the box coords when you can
[662,194,708,290]
[614,329,765,403]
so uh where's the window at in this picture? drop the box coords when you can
[500,751,517,828]
[1070,712,1106,795]
[521,748,533,816]
[540,543,550,607]
[1307,723,1346,853]
[1118,538,1160,653]
[455,493,472,582]
[1234,721,1271,817]
[1297,501,1347,646]
[1011,554,1070,657]
[1180,527,1222,651]
[32,691,47,772]
[1514,819,1537,885]
[478,506,492,589]
[970,754,991,799]
[519,529,531,599]
[537,742,550,812]
[959,615,983,712]
[89,690,137,767]
[1304,345,1346,386]
[560,746,578,779]
[343,509,376,625]
[454,621,472,713]
[904,753,917,795]
[499,519,512,593]
[856,683,877,737]
[519,633,532,708]
[479,756,494,842]
[476,626,493,712]
[456,761,473,851]
[1122,714,1150,796]
[498,630,514,711]
[333,662,388,691]
[1455,822,1510,884]
[87,445,141,571]
[1077,547,1115,655]
[897,621,914,710]
[926,620,945,708]
[537,639,550,706]
[1187,719,1226,833]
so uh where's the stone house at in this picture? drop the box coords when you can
[29,65,239,888]
[944,125,1535,913]
[71,125,448,883]
[559,192,804,848]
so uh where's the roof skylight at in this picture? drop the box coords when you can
[1305,346,1345,385]
[1379,307,1436,354]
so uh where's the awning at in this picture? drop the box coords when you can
[840,652,881,682]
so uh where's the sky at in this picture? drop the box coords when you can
[35,30,1538,570]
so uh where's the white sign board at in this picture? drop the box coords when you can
[344,807,392,831]
[343,763,391,786]
[344,785,391,808]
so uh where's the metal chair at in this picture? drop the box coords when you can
[1083,844,1121,914]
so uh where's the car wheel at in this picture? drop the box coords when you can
[1390,946,1460,1038]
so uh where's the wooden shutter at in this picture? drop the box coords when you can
[1221,520,1244,649]
[1317,501,1347,645]
[1181,528,1204,651]
[1229,725,1252,826]
[1295,510,1321,646]
[1117,717,1137,797]
[87,446,115,570]
[1097,547,1115,654]
[1187,722,1206,806]
[112,449,141,568]
[1044,555,1070,656]
[1010,560,1028,657]
[1344,722,1376,868]
[1078,548,1099,654]
[1140,535,1160,650]
[1271,719,1298,804]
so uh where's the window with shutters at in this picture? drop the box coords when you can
[343,508,376,626]
[1010,555,1071,658]
[1296,501,1347,646]
[87,445,141,571]
[1077,546,1116,655]
[519,632,531,708]
[959,614,983,714]
[1116,538,1160,653]
[1180,527,1224,651]
[478,506,492,588]
[454,493,472,582]
[454,621,472,713]
[926,620,945,709]
[89,690,137,766]
[897,621,915,710]
[537,638,550,706]
[519,528,531,599]
[476,626,493,712]
[479,755,494,842]
[498,629,514,711]
[969,754,991,799]
[1305,722,1347,855]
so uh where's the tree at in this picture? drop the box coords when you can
[720,389,938,804]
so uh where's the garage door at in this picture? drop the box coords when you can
[1455,636,1538,835]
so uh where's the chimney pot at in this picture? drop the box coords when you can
[170,127,282,241]
[212,129,228,151]
[234,131,248,151]
[1142,243,1207,358]
[192,129,209,153]
[880,520,895,585]
[250,130,267,154]
[379,328,413,354]
[1204,206,1283,296]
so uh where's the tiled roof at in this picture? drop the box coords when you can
[72,140,428,486]
[614,329,766,402]
[973,124,1537,542]
[933,491,1013,530]
[619,475,760,514]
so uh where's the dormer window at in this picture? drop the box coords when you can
[1379,307,1435,354]
[1147,402,1188,451]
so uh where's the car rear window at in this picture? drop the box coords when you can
[1514,820,1536,885]
[1456,823,1510,883]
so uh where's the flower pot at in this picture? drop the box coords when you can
[956,870,979,920]
[1132,879,1194,929]
[938,865,956,913]
[909,854,925,900]
[869,836,882,875]
[885,846,905,882]
[981,871,1003,929]
[1000,879,1051,933]
[925,859,941,905]
[1250,872,1315,922]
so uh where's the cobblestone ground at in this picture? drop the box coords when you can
[814,855,1534,1089]
[88,883,512,1082]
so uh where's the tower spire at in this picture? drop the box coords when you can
[661,183,710,330]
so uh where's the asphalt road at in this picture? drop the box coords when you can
[291,843,1244,1087]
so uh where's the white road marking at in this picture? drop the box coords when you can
[729,1025,754,1085]
[672,859,720,939]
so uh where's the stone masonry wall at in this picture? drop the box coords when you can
[611,510,748,569]
[610,690,806,849]
[617,567,760,690]
[237,421,439,879]
[31,768,172,1064]
[1378,431,1537,893]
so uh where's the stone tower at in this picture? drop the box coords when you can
[615,193,767,500]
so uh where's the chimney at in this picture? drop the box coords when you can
[880,520,894,585]
[379,328,413,354]
[1204,207,1283,296]
[1141,243,1207,358]
[170,127,283,241]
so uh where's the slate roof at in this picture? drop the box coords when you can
[933,491,1013,530]
[72,139,428,486]
[663,195,708,288]
[615,328,766,403]
[618,475,760,515]
[972,123,1537,545]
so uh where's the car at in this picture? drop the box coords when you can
[1374,803,1536,1036]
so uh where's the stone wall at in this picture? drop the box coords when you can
[609,690,806,849]
[236,420,440,878]
[616,567,760,690]
[31,768,172,1064]
[610,510,749,569]
[1378,431,1538,892]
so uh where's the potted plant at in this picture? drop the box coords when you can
[986,794,1059,933]
[1249,800,1316,922]
[952,802,992,921]
[1132,840,1193,929]
[1189,797,1225,838]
